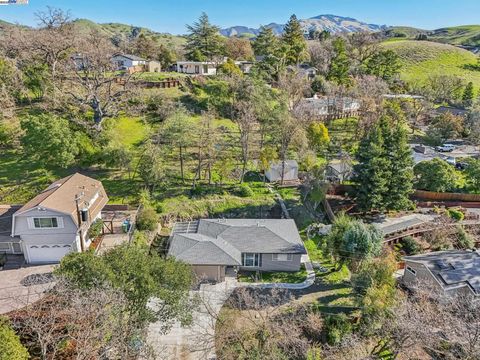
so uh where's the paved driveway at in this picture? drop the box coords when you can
[0,265,56,314]
[148,277,238,360]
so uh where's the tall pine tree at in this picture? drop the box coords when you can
[380,106,414,210]
[252,26,279,57]
[327,37,351,86]
[354,124,390,212]
[354,103,414,212]
[185,13,224,61]
[282,14,307,65]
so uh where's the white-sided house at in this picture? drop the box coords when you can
[265,160,299,183]
[9,173,108,264]
[112,54,147,71]
[176,61,217,75]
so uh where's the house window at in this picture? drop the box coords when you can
[272,254,293,262]
[406,266,416,275]
[203,65,208,73]
[195,65,200,74]
[33,217,58,229]
[242,253,260,267]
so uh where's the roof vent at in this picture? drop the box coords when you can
[45,183,62,191]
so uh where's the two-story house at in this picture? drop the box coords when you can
[8,173,108,264]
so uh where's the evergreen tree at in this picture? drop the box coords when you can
[327,37,351,86]
[252,26,279,57]
[252,27,287,80]
[364,50,402,82]
[463,81,475,108]
[354,104,414,212]
[380,108,414,210]
[281,14,308,65]
[353,123,390,212]
[185,12,224,61]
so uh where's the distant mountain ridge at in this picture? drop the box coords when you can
[220,14,386,37]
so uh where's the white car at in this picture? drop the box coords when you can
[436,144,456,152]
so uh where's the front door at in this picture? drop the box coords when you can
[12,243,22,254]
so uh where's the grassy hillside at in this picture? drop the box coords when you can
[382,40,480,89]
[429,25,480,46]
[385,26,428,39]
[72,19,186,51]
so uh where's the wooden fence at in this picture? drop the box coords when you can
[327,185,480,203]
[413,190,480,202]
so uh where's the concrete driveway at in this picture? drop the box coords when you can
[147,277,238,360]
[0,264,56,314]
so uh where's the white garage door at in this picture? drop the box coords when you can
[28,244,73,264]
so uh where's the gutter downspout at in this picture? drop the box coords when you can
[75,195,85,252]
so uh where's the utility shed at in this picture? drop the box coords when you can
[265,160,299,183]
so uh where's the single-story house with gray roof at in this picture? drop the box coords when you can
[403,250,480,297]
[168,219,307,282]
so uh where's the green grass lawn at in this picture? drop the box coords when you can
[300,235,356,313]
[106,116,150,149]
[132,71,187,82]
[0,115,150,205]
[382,40,480,93]
[238,265,307,284]
[303,236,351,284]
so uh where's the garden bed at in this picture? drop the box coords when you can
[238,265,308,284]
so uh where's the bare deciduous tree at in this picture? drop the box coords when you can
[192,111,220,187]
[275,71,311,184]
[2,7,76,103]
[393,289,480,360]
[234,100,258,183]
[10,277,152,360]
[64,31,132,131]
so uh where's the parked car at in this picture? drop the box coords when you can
[436,144,456,152]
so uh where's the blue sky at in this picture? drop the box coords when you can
[1,0,479,34]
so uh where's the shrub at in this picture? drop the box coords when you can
[0,317,29,360]
[456,225,474,249]
[136,206,158,231]
[447,208,464,222]
[233,184,254,198]
[323,313,352,345]
[87,219,103,239]
[132,231,149,246]
[401,236,421,255]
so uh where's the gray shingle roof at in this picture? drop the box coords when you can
[169,233,241,265]
[168,219,306,266]
[114,54,146,61]
[404,250,480,295]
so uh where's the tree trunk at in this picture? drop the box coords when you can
[93,102,104,131]
[207,162,212,185]
[280,158,286,186]
[179,146,185,183]
[241,159,247,184]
